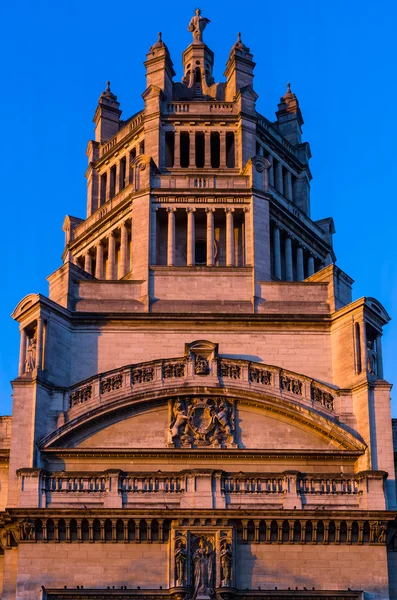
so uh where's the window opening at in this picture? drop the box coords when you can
[120,157,126,190]
[100,173,107,205]
[195,240,206,265]
[165,131,175,168]
[180,132,190,168]
[195,132,205,168]
[226,132,235,168]
[210,132,220,168]
[110,165,116,199]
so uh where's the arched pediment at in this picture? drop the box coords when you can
[12,293,40,321]
[39,356,366,454]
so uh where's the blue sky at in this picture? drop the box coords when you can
[1,0,396,415]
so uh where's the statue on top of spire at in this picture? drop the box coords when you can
[188,8,210,43]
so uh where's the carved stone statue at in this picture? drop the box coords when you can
[220,540,232,584]
[25,329,37,373]
[175,539,187,585]
[20,519,35,541]
[170,399,188,440]
[192,537,214,598]
[188,8,210,43]
[371,520,387,543]
[215,401,234,440]
[367,340,377,376]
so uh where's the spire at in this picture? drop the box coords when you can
[93,81,121,144]
[224,31,255,102]
[275,82,304,146]
[144,31,175,100]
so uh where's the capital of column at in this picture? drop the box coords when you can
[107,230,115,239]
[205,207,215,213]
[186,207,196,213]
[166,206,177,213]
[224,207,235,213]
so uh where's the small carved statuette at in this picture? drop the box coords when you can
[175,538,187,586]
[20,519,35,541]
[170,399,189,441]
[192,536,215,599]
[25,328,37,373]
[188,8,210,43]
[195,356,210,375]
[371,520,387,543]
[367,340,377,376]
[220,539,232,586]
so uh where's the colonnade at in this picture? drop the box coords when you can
[76,220,132,281]
[257,148,299,204]
[167,130,234,169]
[163,206,246,267]
[271,221,321,281]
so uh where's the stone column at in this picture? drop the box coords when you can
[18,329,27,376]
[273,224,282,279]
[285,171,293,201]
[167,207,176,266]
[95,241,103,279]
[106,232,116,280]
[275,162,283,195]
[220,131,227,168]
[125,152,131,186]
[225,208,235,267]
[206,208,215,266]
[174,131,180,168]
[296,245,304,281]
[268,156,274,187]
[285,234,293,281]
[119,221,128,278]
[186,208,196,266]
[376,334,384,379]
[84,252,92,275]
[115,163,120,196]
[204,132,211,168]
[308,253,315,277]
[129,220,133,272]
[106,169,111,202]
[189,131,196,168]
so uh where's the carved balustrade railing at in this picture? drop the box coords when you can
[298,476,360,496]
[166,102,235,114]
[100,113,144,157]
[119,475,185,494]
[222,474,361,497]
[66,356,337,417]
[44,474,107,493]
[13,515,388,546]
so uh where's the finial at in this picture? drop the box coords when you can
[237,32,242,43]
[106,81,111,92]
[158,32,162,42]
[287,82,291,93]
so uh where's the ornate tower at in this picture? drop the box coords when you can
[1,10,396,600]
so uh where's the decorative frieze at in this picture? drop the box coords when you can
[280,374,302,395]
[69,384,92,408]
[219,361,241,380]
[100,373,123,394]
[164,362,185,379]
[311,385,334,411]
[132,366,154,384]
[250,366,272,385]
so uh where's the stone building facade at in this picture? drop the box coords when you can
[1,10,396,600]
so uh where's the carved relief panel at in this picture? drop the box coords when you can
[171,526,235,598]
[168,397,237,448]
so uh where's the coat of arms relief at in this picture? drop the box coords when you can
[168,397,237,448]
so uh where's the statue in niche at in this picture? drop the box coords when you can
[20,519,35,541]
[188,8,210,43]
[192,537,215,599]
[367,340,377,376]
[220,540,232,584]
[170,399,188,440]
[25,329,37,373]
[175,539,187,585]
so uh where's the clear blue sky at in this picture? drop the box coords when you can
[1,0,396,415]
